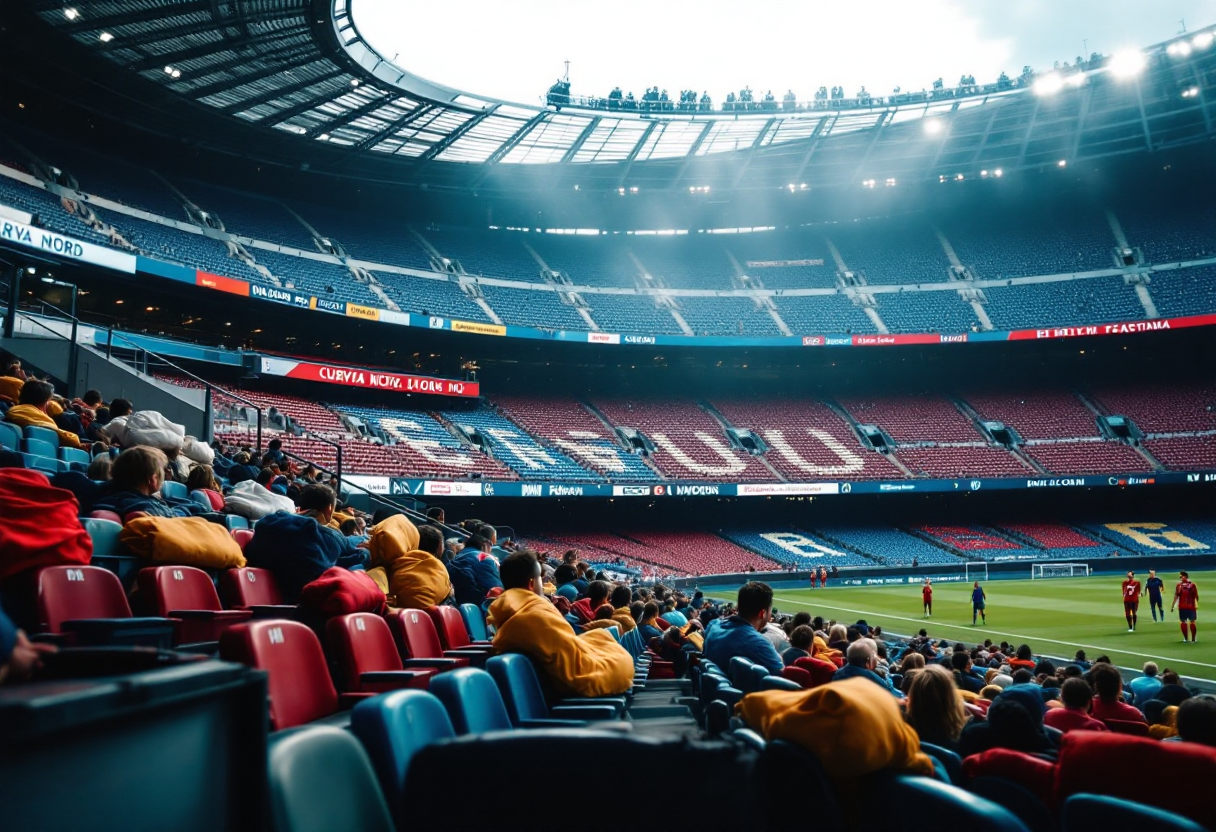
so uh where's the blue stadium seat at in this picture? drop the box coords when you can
[1062,794,1207,832]
[223,514,250,532]
[459,603,488,641]
[188,489,213,509]
[160,480,187,502]
[484,654,618,724]
[21,453,64,474]
[268,726,395,832]
[761,675,803,691]
[0,421,22,450]
[22,437,58,460]
[881,774,1031,832]
[350,690,455,831]
[59,447,89,467]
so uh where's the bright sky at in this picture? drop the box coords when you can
[353,0,1213,107]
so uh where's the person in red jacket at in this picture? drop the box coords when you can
[1044,678,1109,734]
[1089,663,1147,726]
[1172,570,1199,643]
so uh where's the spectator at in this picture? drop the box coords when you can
[1176,696,1216,747]
[1090,663,1146,725]
[243,483,370,603]
[262,438,287,469]
[185,464,223,511]
[86,454,112,481]
[951,651,985,694]
[488,550,633,698]
[1044,678,1108,734]
[226,451,260,485]
[783,625,814,666]
[833,639,903,698]
[637,602,664,643]
[92,446,195,519]
[99,398,133,445]
[426,506,445,526]
[1146,700,1179,739]
[570,580,610,624]
[581,604,620,633]
[608,585,636,634]
[1008,644,1036,671]
[369,517,452,610]
[827,623,849,653]
[0,601,56,684]
[703,581,783,674]
[959,684,1056,758]
[5,379,86,448]
[1129,661,1163,706]
[905,664,968,750]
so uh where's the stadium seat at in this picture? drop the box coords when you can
[426,604,494,653]
[59,447,89,470]
[1104,719,1150,736]
[761,675,802,691]
[20,453,63,474]
[80,516,144,588]
[220,619,355,730]
[880,774,1031,832]
[217,566,299,619]
[0,421,22,450]
[22,437,58,460]
[485,653,619,724]
[968,776,1055,832]
[460,602,489,641]
[267,726,395,832]
[36,565,174,648]
[88,510,124,524]
[188,489,213,509]
[1062,795,1207,832]
[230,528,255,550]
[160,480,187,502]
[391,608,485,669]
[137,565,252,645]
[325,612,433,694]
[920,742,964,785]
[223,514,250,532]
[22,425,60,446]
[350,690,456,831]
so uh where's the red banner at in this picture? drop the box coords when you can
[259,357,479,398]
[196,271,249,296]
[1006,313,1216,341]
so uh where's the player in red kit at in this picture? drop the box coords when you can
[922,579,933,618]
[818,566,827,588]
[1122,571,1141,632]
[1171,570,1199,643]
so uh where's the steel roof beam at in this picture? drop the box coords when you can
[126,28,302,72]
[417,108,495,163]
[559,117,601,163]
[295,93,398,135]
[353,104,438,151]
[184,50,321,99]
[60,1,211,34]
[99,7,303,51]
[214,68,346,114]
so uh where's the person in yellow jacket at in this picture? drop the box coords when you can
[4,379,85,449]
[368,514,453,609]
[488,550,634,698]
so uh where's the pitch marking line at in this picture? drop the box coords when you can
[773,596,1216,672]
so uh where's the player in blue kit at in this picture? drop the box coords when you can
[1145,569,1165,622]
[971,581,987,625]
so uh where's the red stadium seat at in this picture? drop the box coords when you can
[325,613,432,694]
[1103,719,1149,737]
[137,565,252,644]
[231,528,255,550]
[35,565,174,648]
[219,620,353,730]
[88,510,124,525]
[427,605,494,652]
[393,608,487,670]
[219,567,283,608]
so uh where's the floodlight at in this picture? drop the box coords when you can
[1194,32,1214,49]
[924,119,943,135]
[1109,50,1147,79]
[1182,87,1200,98]
[1058,159,1067,167]
[994,169,1003,177]
[350,78,360,87]
[98,31,113,42]
[1168,41,1193,57]
[1066,73,1087,88]
[1034,74,1065,96]
[63,7,78,20]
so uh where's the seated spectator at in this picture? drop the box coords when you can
[185,464,222,499]
[226,451,260,485]
[833,639,903,698]
[262,438,287,469]
[952,651,986,694]
[702,582,783,674]
[1044,678,1108,734]
[1008,644,1036,672]
[605,585,636,634]
[581,604,621,632]
[0,602,56,685]
[369,517,452,610]
[243,483,370,603]
[0,365,25,403]
[98,398,133,446]
[5,380,87,448]
[1176,696,1216,747]
[570,580,610,624]
[1129,661,1163,706]
[783,624,814,666]
[86,454,112,481]
[905,664,968,750]
[488,550,634,697]
[636,602,664,643]
[445,533,502,606]
[1090,663,1146,725]
[92,447,198,519]
[1146,700,1179,739]
[959,684,1056,758]
[340,516,368,546]
[899,651,926,675]
[1071,649,1091,670]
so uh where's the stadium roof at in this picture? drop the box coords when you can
[19,0,1216,194]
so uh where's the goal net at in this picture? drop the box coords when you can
[1032,562,1091,579]
[964,562,988,582]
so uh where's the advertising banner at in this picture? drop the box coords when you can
[345,303,381,321]
[196,271,249,296]
[587,332,621,344]
[0,216,137,274]
[258,357,479,397]
[451,320,506,336]
[735,482,841,496]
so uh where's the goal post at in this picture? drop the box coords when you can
[1031,562,1091,579]
[964,562,988,582]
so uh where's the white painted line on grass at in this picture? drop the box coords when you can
[774,596,1216,672]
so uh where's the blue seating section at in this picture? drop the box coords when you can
[1146,266,1216,318]
[1078,520,1216,556]
[584,294,685,334]
[728,232,839,290]
[477,286,589,331]
[719,529,879,568]
[814,526,965,566]
[111,214,261,278]
[773,295,878,333]
[982,277,1144,329]
[529,235,638,287]
[1118,202,1216,264]
[0,176,111,245]
[948,210,1116,279]
[422,228,541,281]
[878,291,979,333]
[630,238,737,290]
[832,223,953,286]
[677,296,783,336]
[296,205,434,270]
[182,180,318,250]
[438,407,603,481]
[250,248,379,307]
[371,272,491,321]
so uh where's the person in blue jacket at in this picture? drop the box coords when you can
[703,581,784,675]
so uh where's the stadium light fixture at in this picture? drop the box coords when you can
[994,168,1003,177]
[1109,50,1147,79]
[63,7,78,20]
[1182,86,1200,98]
[1194,32,1214,50]
[1033,73,1065,96]
[1058,159,1067,167]
[1168,41,1193,58]
[885,178,896,187]
[924,119,943,135]
[98,31,113,42]
[955,174,964,181]
[1066,73,1087,88]
[350,78,360,87]
[862,179,876,188]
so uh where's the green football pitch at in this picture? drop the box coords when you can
[762,571,1216,680]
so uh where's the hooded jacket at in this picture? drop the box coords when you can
[244,511,369,603]
[488,587,634,698]
[368,514,452,609]
[5,405,81,448]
